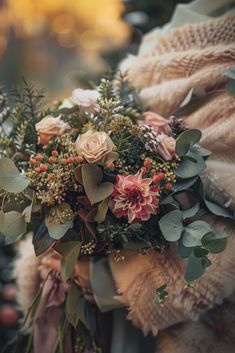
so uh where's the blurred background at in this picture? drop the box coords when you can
[0,0,191,347]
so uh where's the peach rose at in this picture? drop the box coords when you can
[144,111,171,135]
[157,134,176,161]
[35,115,70,145]
[75,130,118,164]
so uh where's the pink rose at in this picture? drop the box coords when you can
[75,130,118,164]
[143,111,171,135]
[35,115,70,145]
[157,134,176,161]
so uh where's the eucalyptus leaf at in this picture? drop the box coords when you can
[175,129,202,157]
[0,210,26,244]
[182,220,211,247]
[65,282,82,328]
[226,80,235,95]
[202,231,227,253]
[182,202,200,219]
[224,69,235,80]
[175,154,206,179]
[159,210,184,241]
[61,241,81,282]
[0,158,30,193]
[185,252,204,282]
[82,164,114,205]
[197,179,234,220]
[45,203,74,239]
[173,176,198,193]
[95,197,110,223]
[22,193,35,223]
[193,247,209,257]
[178,238,193,259]
[189,144,211,157]
[33,222,54,256]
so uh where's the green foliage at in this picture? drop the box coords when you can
[0,158,30,193]
[0,210,26,244]
[159,210,184,241]
[45,202,74,239]
[60,241,81,282]
[65,282,82,327]
[33,222,54,256]
[225,69,235,95]
[81,164,114,205]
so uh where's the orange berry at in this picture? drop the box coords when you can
[29,158,36,165]
[165,183,172,191]
[107,162,114,170]
[48,157,56,164]
[158,172,165,181]
[48,174,55,181]
[34,167,41,173]
[52,150,58,157]
[75,156,83,163]
[67,156,74,163]
[40,164,47,172]
[35,154,43,161]
[144,160,151,167]
[62,158,68,164]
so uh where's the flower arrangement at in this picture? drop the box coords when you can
[0,76,234,352]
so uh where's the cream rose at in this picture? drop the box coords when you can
[75,130,118,164]
[59,88,100,113]
[144,111,172,135]
[35,114,70,145]
[157,134,176,161]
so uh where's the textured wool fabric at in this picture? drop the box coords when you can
[14,236,41,313]
[107,13,235,352]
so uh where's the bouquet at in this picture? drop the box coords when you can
[0,76,233,352]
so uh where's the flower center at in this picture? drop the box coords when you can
[127,188,143,203]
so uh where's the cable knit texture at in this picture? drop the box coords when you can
[108,14,235,352]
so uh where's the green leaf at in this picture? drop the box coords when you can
[95,197,110,223]
[175,154,206,178]
[173,176,198,193]
[45,202,74,239]
[182,202,200,219]
[224,69,235,80]
[65,282,81,328]
[193,247,209,257]
[0,210,26,244]
[185,252,204,282]
[61,241,81,282]
[182,220,211,247]
[82,164,114,205]
[202,231,227,254]
[159,210,184,241]
[33,222,54,256]
[178,240,193,259]
[0,158,30,193]
[175,129,202,157]
[22,193,35,223]
[204,199,235,220]
[197,179,235,220]
[201,256,212,268]
[189,144,211,157]
[226,80,235,95]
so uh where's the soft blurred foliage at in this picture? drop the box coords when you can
[0,0,191,98]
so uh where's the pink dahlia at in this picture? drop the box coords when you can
[110,170,159,224]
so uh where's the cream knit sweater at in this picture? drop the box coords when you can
[107,13,235,353]
[15,14,235,353]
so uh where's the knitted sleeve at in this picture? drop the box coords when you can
[109,216,235,336]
